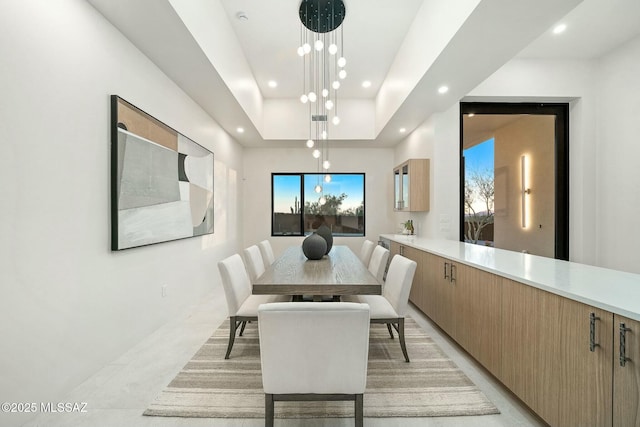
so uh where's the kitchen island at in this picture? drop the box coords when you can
[381,234,640,427]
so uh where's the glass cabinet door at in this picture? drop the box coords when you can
[394,168,402,209]
[393,159,429,212]
[402,164,410,210]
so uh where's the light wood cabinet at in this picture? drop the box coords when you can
[395,243,427,314]
[613,315,640,427]
[402,245,425,313]
[501,279,559,422]
[421,252,455,334]
[393,159,430,212]
[418,253,502,377]
[456,267,502,377]
[421,252,439,323]
[440,257,459,337]
[390,241,401,260]
[501,279,613,426]
[389,238,636,427]
[557,299,613,427]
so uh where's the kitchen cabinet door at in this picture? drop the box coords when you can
[502,278,613,427]
[456,267,502,377]
[557,300,612,427]
[613,315,640,427]
[393,159,429,212]
[403,246,425,313]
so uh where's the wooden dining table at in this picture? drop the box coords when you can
[252,245,381,299]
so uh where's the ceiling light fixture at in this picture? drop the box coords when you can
[268,80,278,88]
[553,23,567,34]
[298,0,347,193]
[362,80,371,88]
[399,128,406,133]
[438,85,449,94]
[236,127,245,133]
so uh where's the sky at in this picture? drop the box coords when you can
[464,138,494,213]
[273,174,364,213]
[464,137,494,173]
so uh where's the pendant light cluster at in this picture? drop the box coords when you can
[298,0,346,204]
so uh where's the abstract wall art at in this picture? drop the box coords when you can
[110,96,214,250]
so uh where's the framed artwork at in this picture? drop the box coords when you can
[110,96,214,250]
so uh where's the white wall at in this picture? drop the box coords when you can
[393,109,461,241]
[168,0,263,132]
[395,58,598,264]
[242,147,395,257]
[263,99,376,140]
[0,1,243,424]
[395,34,640,273]
[375,0,481,133]
[595,35,640,272]
[467,58,599,266]
[493,116,555,257]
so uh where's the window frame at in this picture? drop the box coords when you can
[459,102,569,260]
[271,172,366,237]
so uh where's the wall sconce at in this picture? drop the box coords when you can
[521,155,531,228]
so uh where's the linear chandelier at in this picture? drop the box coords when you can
[298,0,347,204]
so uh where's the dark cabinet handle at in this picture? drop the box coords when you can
[444,262,449,280]
[450,264,456,283]
[589,312,600,352]
[619,322,632,367]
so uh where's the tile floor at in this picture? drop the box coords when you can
[21,292,545,427]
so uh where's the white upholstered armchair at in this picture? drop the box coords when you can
[346,254,417,362]
[258,302,370,427]
[217,254,289,359]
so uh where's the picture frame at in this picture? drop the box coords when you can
[110,96,214,250]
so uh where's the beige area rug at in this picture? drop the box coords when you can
[144,317,499,419]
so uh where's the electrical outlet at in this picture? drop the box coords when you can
[161,285,167,297]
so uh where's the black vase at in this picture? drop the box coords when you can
[316,224,333,254]
[302,233,327,260]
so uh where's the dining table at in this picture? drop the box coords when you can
[252,245,381,299]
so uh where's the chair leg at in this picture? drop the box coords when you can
[239,321,247,336]
[386,323,394,339]
[265,394,274,427]
[224,316,237,360]
[355,394,363,427]
[398,318,409,362]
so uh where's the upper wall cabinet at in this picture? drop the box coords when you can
[393,159,430,212]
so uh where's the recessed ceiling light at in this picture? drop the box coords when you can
[268,80,277,88]
[438,85,449,94]
[553,23,567,34]
[362,80,371,88]
[236,127,245,133]
[399,128,406,133]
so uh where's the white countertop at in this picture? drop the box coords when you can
[380,234,640,321]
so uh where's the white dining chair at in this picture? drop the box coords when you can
[359,240,376,266]
[348,254,416,362]
[217,254,289,359]
[243,245,266,282]
[368,245,390,283]
[258,239,276,266]
[258,302,370,427]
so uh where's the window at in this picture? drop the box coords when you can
[459,102,569,260]
[272,173,365,236]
